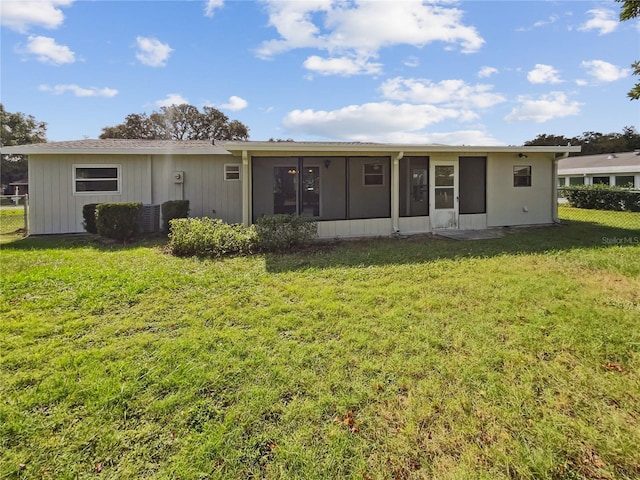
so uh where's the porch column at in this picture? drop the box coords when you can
[242,150,250,226]
[391,151,403,233]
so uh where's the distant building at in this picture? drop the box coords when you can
[558,151,640,188]
[8,178,29,196]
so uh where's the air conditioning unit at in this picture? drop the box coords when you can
[140,204,160,233]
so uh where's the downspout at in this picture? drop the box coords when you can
[392,151,404,233]
[552,152,569,224]
[242,150,250,226]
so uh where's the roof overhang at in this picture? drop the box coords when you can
[1,139,582,157]
[223,141,581,157]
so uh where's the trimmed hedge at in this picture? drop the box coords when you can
[255,214,318,251]
[162,200,190,233]
[561,185,640,212]
[168,217,257,257]
[82,203,99,234]
[95,202,143,243]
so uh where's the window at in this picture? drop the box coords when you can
[569,176,584,186]
[615,175,635,188]
[73,165,120,194]
[364,163,384,186]
[513,165,531,187]
[225,164,241,181]
[592,176,610,185]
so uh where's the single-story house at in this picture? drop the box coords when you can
[7,178,29,196]
[0,139,580,237]
[558,151,640,188]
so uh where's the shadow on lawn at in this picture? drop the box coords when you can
[0,233,167,252]
[1,220,637,272]
[263,219,640,272]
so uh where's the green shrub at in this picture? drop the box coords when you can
[95,202,143,243]
[168,217,257,257]
[561,185,640,212]
[82,203,100,234]
[254,214,318,251]
[162,200,190,233]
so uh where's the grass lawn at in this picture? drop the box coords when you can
[1,209,639,479]
[0,208,26,236]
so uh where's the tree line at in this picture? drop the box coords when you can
[99,104,249,141]
[524,127,640,156]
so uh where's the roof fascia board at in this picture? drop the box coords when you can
[223,143,581,155]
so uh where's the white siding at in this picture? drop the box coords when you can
[486,154,554,227]
[29,154,152,234]
[151,154,242,224]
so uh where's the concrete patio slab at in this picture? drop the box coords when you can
[434,229,505,240]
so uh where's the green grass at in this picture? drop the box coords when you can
[1,209,639,479]
[0,208,26,236]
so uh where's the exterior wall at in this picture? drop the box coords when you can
[317,218,393,239]
[458,214,487,230]
[486,153,554,227]
[151,154,242,223]
[29,153,241,235]
[29,154,152,234]
[398,216,429,234]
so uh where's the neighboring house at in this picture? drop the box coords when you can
[558,151,640,188]
[0,139,580,238]
[7,178,29,196]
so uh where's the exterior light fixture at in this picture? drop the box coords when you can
[518,153,528,158]
[324,159,331,168]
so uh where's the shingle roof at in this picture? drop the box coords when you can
[1,138,583,156]
[1,139,231,155]
[558,151,640,174]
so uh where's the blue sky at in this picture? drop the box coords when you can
[1,0,638,145]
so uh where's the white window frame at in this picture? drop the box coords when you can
[363,163,385,187]
[224,164,241,181]
[513,165,532,187]
[73,164,121,195]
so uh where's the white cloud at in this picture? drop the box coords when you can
[219,95,248,111]
[533,14,559,28]
[303,55,382,76]
[505,92,581,123]
[527,64,562,84]
[204,0,224,17]
[380,77,505,109]
[0,0,73,33]
[39,84,118,97]
[256,0,483,75]
[135,36,173,67]
[156,93,189,107]
[379,130,503,146]
[21,35,75,65]
[478,66,498,78]
[283,102,469,140]
[581,60,628,82]
[578,9,618,35]
[404,56,420,68]
[516,14,560,32]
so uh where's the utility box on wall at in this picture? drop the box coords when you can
[173,171,184,184]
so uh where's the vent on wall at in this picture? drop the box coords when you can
[140,204,160,233]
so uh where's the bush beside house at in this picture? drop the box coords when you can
[168,218,257,257]
[562,185,640,212]
[95,202,143,243]
[168,214,318,258]
[82,203,100,234]
[162,200,190,233]
[254,214,318,251]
